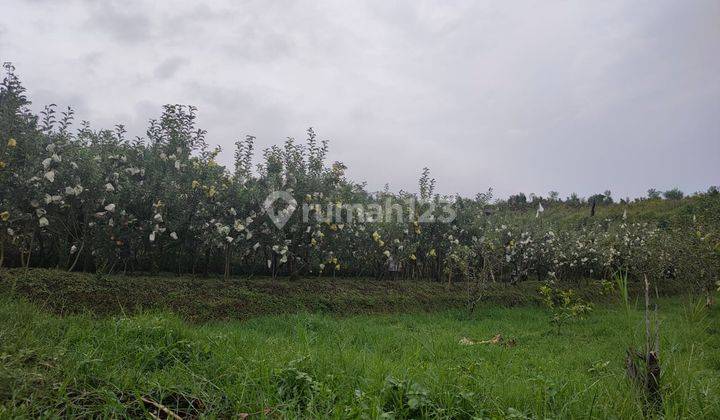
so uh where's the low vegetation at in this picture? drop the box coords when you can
[0,269,490,322]
[1,289,718,418]
[2,63,720,418]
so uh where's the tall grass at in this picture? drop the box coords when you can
[615,268,632,320]
[0,296,718,418]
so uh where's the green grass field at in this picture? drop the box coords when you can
[1,275,718,418]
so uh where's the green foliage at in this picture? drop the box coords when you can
[539,282,592,332]
[274,361,334,411]
[1,295,718,417]
[381,376,433,417]
[1,65,718,292]
[663,188,685,200]
[614,269,632,322]
[647,188,662,200]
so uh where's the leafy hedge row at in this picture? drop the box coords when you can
[1,64,718,291]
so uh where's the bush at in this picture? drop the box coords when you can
[1,64,718,292]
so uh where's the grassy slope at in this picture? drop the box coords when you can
[500,193,720,229]
[1,294,718,418]
[0,269,539,322]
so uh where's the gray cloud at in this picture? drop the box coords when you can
[154,57,187,79]
[84,1,153,44]
[1,0,718,199]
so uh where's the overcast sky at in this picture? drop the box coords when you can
[1,0,718,199]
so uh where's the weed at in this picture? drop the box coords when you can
[538,282,592,333]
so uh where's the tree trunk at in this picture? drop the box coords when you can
[224,245,231,280]
[24,233,34,269]
[203,247,211,277]
[68,242,84,272]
